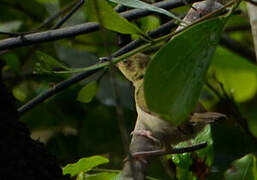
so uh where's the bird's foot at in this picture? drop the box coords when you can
[131,129,161,145]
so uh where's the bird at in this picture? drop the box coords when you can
[117,54,226,157]
[117,0,227,159]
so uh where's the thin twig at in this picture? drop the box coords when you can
[112,19,178,58]
[16,0,237,115]
[18,69,100,115]
[16,1,235,115]
[0,0,85,37]
[224,24,251,32]
[131,142,207,158]
[220,33,256,64]
[36,0,83,31]
[0,0,202,51]
[52,0,85,29]
[206,79,257,144]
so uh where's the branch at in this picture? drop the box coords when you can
[17,16,178,116]
[247,2,257,63]
[18,69,99,115]
[220,33,256,64]
[112,19,178,57]
[0,0,201,51]
[52,0,85,30]
[15,1,249,117]
[224,24,250,32]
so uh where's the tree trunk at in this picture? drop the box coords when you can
[0,62,69,180]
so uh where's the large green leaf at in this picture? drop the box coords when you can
[109,0,182,22]
[63,156,109,177]
[224,154,257,180]
[144,17,228,124]
[85,0,144,36]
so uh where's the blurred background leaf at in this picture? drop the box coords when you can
[224,154,257,180]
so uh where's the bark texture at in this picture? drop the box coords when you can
[247,3,257,62]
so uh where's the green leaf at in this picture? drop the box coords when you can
[2,53,20,72]
[224,154,257,180]
[77,81,98,103]
[35,51,70,73]
[111,173,121,180]
[12,83,29,102]
[109,0,183,23]
[176,168,196,180]
[63,156,109,177]
[193,125,214,166]
[169,125,213,180]
[169,143,195,180]
[210,47,257,102]
[85,0,144,36]
[144,17,228,125]
[140,16,160,33]
[171,144,192,169]
[84,172,118,180]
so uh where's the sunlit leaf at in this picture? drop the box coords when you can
[224,154,257,180]
[12,84,29,102]
[210,47,257,102]
[109,0,183,22]
[85,0,145,36]
[111,173,121,180]
[144,17,228,125]
[77,81,98,103]
[63,156,109,177]
[193,125,214,166]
